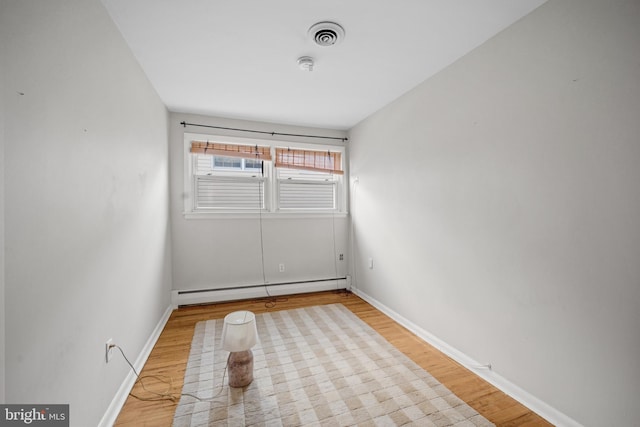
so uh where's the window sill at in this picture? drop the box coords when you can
[182,211,349,220]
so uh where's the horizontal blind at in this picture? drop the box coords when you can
[195,176,264,209]
[278,181,335,210]
[191,141,272,161]
[275,147,343,175]
[195,155,213,175]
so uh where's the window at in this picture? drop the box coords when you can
[184,134,346,216]
[277,168,337,210]
[190,141,270,211]
[212,156,263,172]
[274,147,343,211]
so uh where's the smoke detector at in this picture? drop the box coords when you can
[297,56,314,71]
[308,21,345,47]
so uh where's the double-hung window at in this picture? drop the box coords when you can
[189,141,271,211]
[274,148,343,211]
[185,135,346,216]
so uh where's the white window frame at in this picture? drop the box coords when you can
[183,132,347,218]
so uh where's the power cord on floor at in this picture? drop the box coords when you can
[113,344,229,403]
[253,294,289,309]
[333,288,351,298]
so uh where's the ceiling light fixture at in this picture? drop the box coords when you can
[297,56,314,72]
[308,21,345,47]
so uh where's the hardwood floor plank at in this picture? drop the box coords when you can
[114,291,551,426]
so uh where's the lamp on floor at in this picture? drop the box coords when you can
[221,310,258,388]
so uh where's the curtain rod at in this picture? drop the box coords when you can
[180,121,348,142]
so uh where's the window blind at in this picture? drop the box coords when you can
[195,155,214,175]
[190,141,272,161]
[274,147,343,175]
[278,181,335,210]
[195,176,264,209]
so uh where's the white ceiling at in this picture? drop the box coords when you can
[102,0,546,130]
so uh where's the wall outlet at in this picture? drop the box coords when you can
[339,253,344,261]
[279,263,285,272]
[105,338,114,363]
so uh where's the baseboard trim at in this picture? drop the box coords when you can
[98,304,173,427]
[172,277,349,308]
[351,288,582,427]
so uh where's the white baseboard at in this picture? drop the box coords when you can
[351,288,582,427]
[172,277,349,308]
[98,304,173,427]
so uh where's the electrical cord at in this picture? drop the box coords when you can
[257,193,283,310]
[257,158,270,300]
[256,157,289,309]
[252,150,347,307]
[114,344,229,403]
[349,176,360,293]
[253,294,288,309]
[331,181,350,299]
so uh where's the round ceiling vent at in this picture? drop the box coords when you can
[308,21,345,47]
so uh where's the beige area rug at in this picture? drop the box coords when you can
[173,303,494,426]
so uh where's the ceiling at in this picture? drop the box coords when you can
[101,0,546,131]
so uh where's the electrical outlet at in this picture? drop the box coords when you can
[339,253,344,261]
[105,338,114,363]
[279,263,285,272]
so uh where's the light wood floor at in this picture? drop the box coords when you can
[115,291,552,426]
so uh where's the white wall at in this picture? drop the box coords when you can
[349,0,640,426]
[2,1,172,425]
[0,26,6,402]
[170,113,349,294]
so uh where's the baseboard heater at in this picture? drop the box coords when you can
[172,276,350,307]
